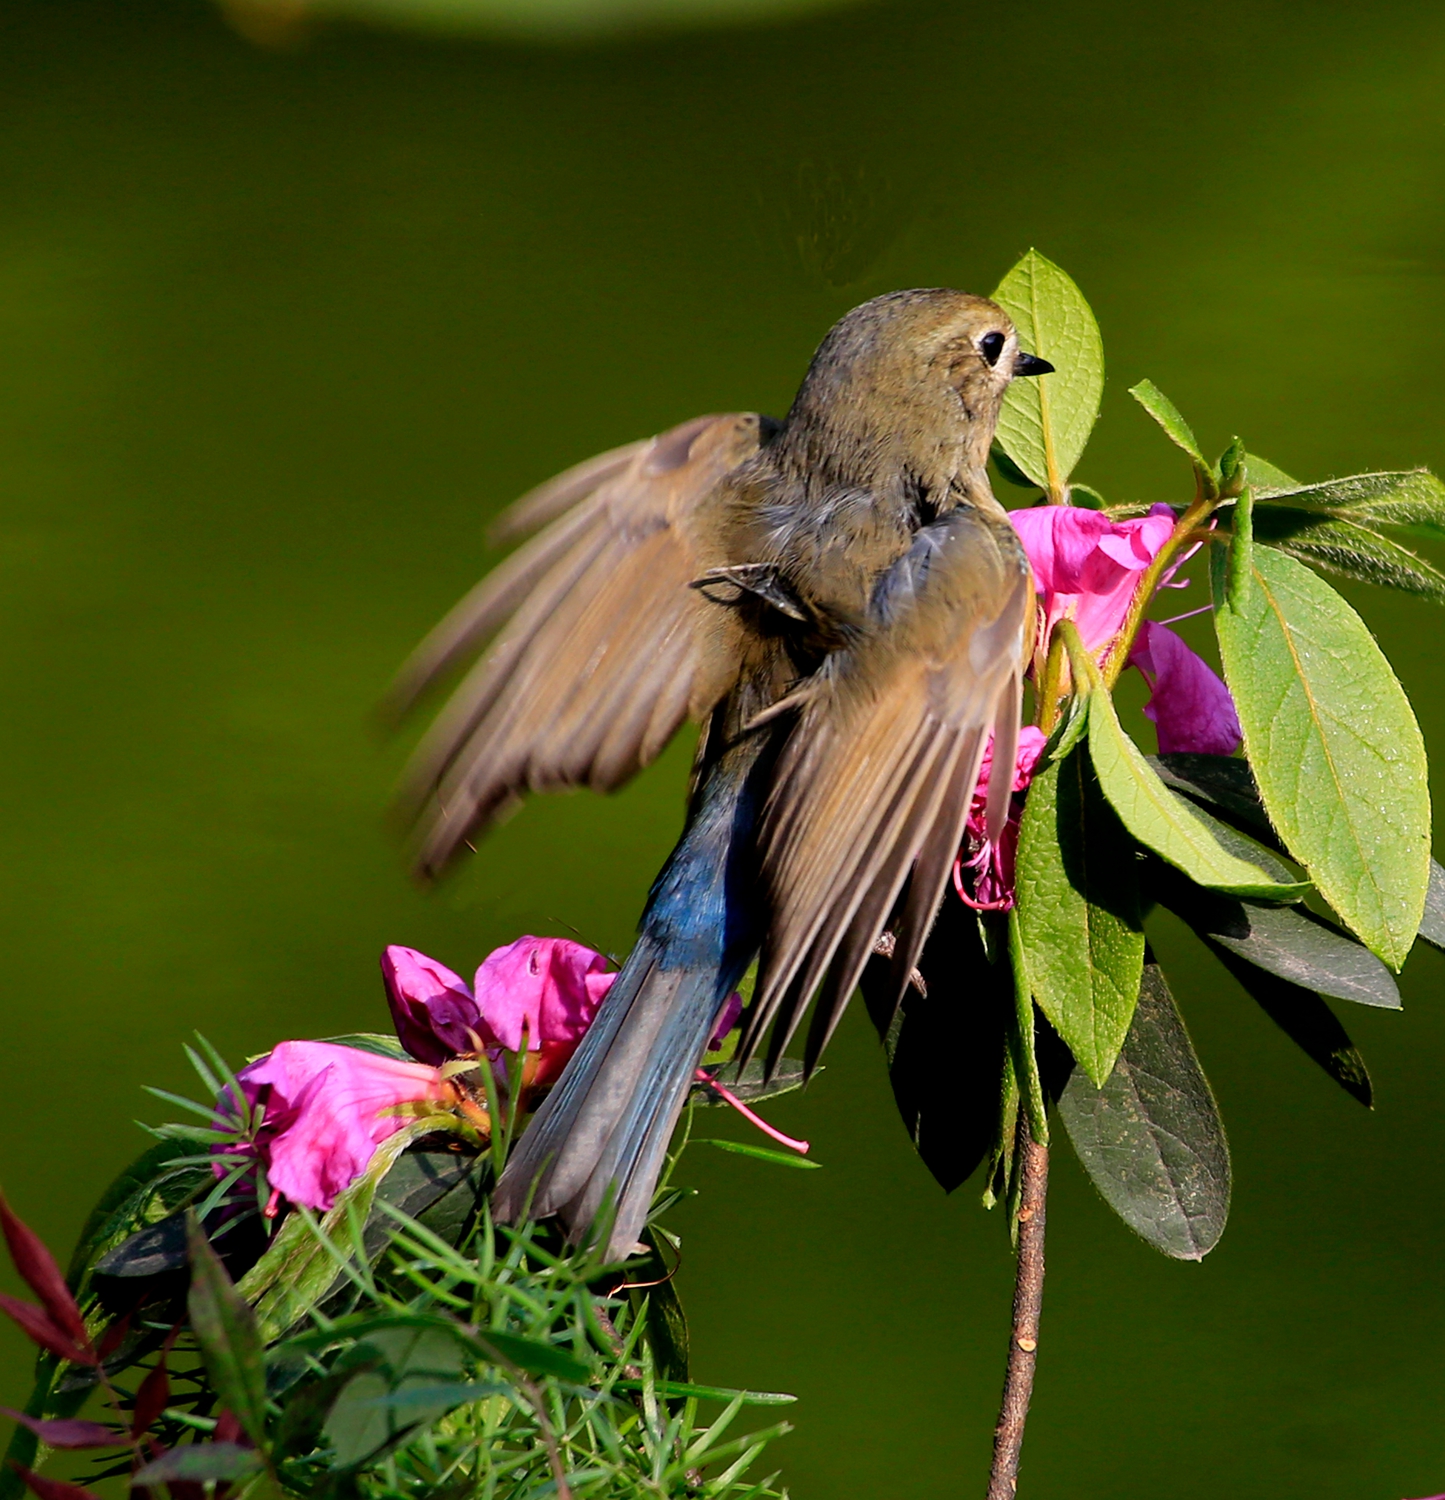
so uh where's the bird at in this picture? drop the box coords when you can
[388,289,1052,1260]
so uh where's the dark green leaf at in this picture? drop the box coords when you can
[613,1380,796,1407]
[474,1330,593,1383]
[634,1226,688,1383]
[1128,379,1211,476]
[132,1443,264,1485]
[64,1140,198,1290]
[1148,754,1280,845]
[1251,508,1445,604]
[1418,859,1445,949]
[1151,860,1400,1008]
[990,443,1040,491]
[1089,691,1307,900]
[992,250,1104,499]
[1058,964,1230,1260]
[1248,465,1445,530]
[1215,543,1431,968]
[185,1218,269,1449]
[858,898,1012,1192]
[698,1140,820,1169]
[1014,744,1145,1085]
[1206,944,1372,1106]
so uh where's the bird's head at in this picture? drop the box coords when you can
[780,288,1053,496]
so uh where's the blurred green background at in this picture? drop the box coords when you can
[2,0,1445,1495]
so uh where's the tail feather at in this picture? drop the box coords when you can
[492,940,724,1259]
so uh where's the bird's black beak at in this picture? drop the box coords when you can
[1013,351,1054,377]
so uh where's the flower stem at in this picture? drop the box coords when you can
[985,1121,1050,1500]
[694,1069,810,1154]
[1102,499,1219,689]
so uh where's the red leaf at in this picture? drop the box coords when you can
[9,1465,103,1500]
[131,1363,170,1439]
[212,1411,244,1446]
[96,1311,132,1361]
[0,1195,89,1350]
[0,1412,121,1451]
[0,1297,94,1366]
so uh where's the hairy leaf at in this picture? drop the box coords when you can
[1014,745,1145,1085]
[186,1219,269,1448]
[1128,379,1210,474]
[1251,508,1445,604]
[1058,964,1230,1259]
[1215,544,1431,968]
[1089,691,1308,900]
[1207,944,1372,1106]
[992,250,1104,499]
[692,1059,807,1107]
[1248,465,1445,535]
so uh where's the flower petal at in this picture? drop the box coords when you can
[237,1042,449,1211]
[1130,621,1243,756]
[381,945,481,1065]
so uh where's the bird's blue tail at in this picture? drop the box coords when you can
[491,730,769,1259]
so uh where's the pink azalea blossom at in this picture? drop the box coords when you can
[225,1041,454,1212]
[955,727,1049,910]
[1009,503,1178,657]
[383,936,615,1092]
[1128,620,1243,756]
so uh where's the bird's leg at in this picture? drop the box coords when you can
[689,563,809,622]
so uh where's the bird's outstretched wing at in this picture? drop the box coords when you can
[741,504,1032,1074]
[391,413,768,876]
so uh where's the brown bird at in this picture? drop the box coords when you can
[390,289,1049,1259]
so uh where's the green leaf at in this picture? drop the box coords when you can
[1418,858,1445,949]
[992,250,1104,500]
[613,1380,796,1407]
[238,1122,459,1343]
[698,1140,820,1168]
[1205,943,1372,1106]
[1215,544,1431,968]
[133,1443,265,1485]
[474,1330,592,1383]
[1013,745,1145,1086]
[1248,466,1445,533]
[1058,964,1230,1260]
[186,1218,270,1449]
[1243,453,1298,492]
[1087,690,1309,900]
[1150,859,1400,1009]
[1128,379,1211,477]
[692,1059,808,1107]
[316,1033,414,1061]
[1249,508,1445,604]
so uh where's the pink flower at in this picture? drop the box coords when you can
[955,727,1049,910]
[382,936,614,1091]
[1128,621,1242,756]
[225,1041,454,1211]
[1009,503,1178,657]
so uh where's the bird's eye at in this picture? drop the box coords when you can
[978,331,1006,367]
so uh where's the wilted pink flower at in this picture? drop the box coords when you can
[224,1041,455,1212]
[955,727,1049,910]
[383,936,614,1091]
[1128,620,1243,756]
[1009,503,1178,657]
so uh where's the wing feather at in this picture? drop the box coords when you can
[743,507,1032,1071]
[397,413,767,874]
